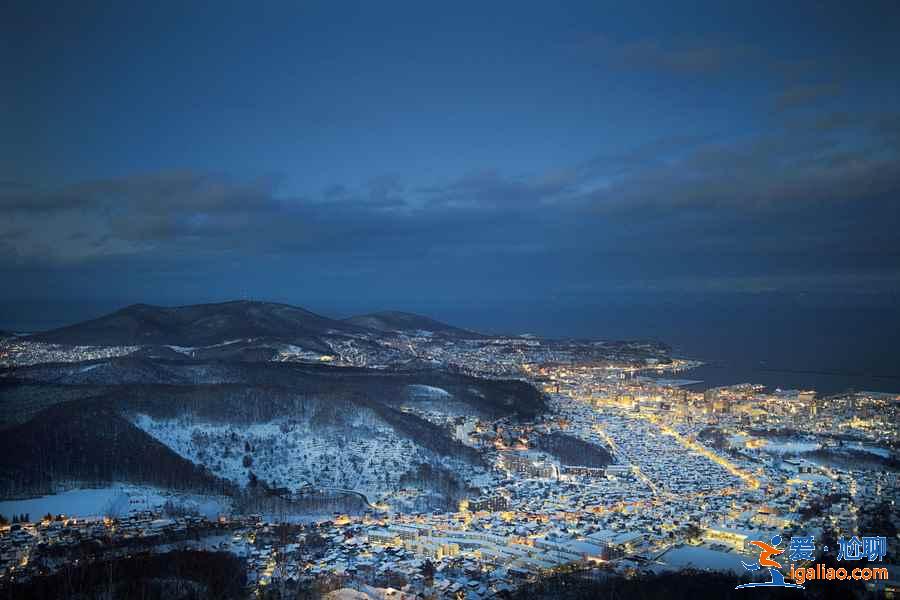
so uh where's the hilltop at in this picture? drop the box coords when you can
[343,310,482,338]
[24,302,485,349]
[27,300,369,347]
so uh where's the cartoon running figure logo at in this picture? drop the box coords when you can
[735,535,804,589]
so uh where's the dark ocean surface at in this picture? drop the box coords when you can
[455,298,900,396]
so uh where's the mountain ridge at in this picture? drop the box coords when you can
[26,301,482,346]
[342,310,482,338]
[28,300,366,346]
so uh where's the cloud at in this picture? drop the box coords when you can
[3,116,899,299]
[366,175,406,208]
[567,34,759,77]
[774,82,842,111]
[0,171,283,261]
[874,112,900,150]
[593,271,900,295]
[594,135,900,212]
[780,111,857,133]
[322,183,349,200]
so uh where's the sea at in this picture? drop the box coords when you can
[643,303,900,395]
[456,298,900,396]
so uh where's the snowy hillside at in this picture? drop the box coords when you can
[130,408,482,505]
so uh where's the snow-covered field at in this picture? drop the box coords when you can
[274,344,331,362]
[131,409,477,503]
[656,544,744,574]
[0,485,230,520]
[843,442,892,458]
[760,439,821,454]
[401,385,480,418]
[406,384,451,400]
[756,436,893,459]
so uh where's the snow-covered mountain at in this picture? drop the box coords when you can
[27,300,370,348]
[0,372,538,510]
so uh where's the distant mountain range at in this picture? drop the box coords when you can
[342,310,481,338]
[27,300,479,347]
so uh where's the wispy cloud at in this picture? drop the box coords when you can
[3,115,899,298]
[566,34,759,76]
[774,82,842,111]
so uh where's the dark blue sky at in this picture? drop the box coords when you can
[2,1,899,344]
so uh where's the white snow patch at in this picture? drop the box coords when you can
[0,485,230,520]
[761,439,821,454]
[165,345,196,355]
[406,384,452,400]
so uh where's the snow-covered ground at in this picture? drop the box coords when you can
[844,442,892,458]
[760,439,821,454]
[274,344,331,362]
[0,485,230,520]
[401,385,481,418]
[131,409,477,504]
[406,384,452,400]
[656,544,744,574]
[164,345,196,355]
[758,437,892,459]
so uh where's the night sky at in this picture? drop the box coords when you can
[3,2,899,353]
